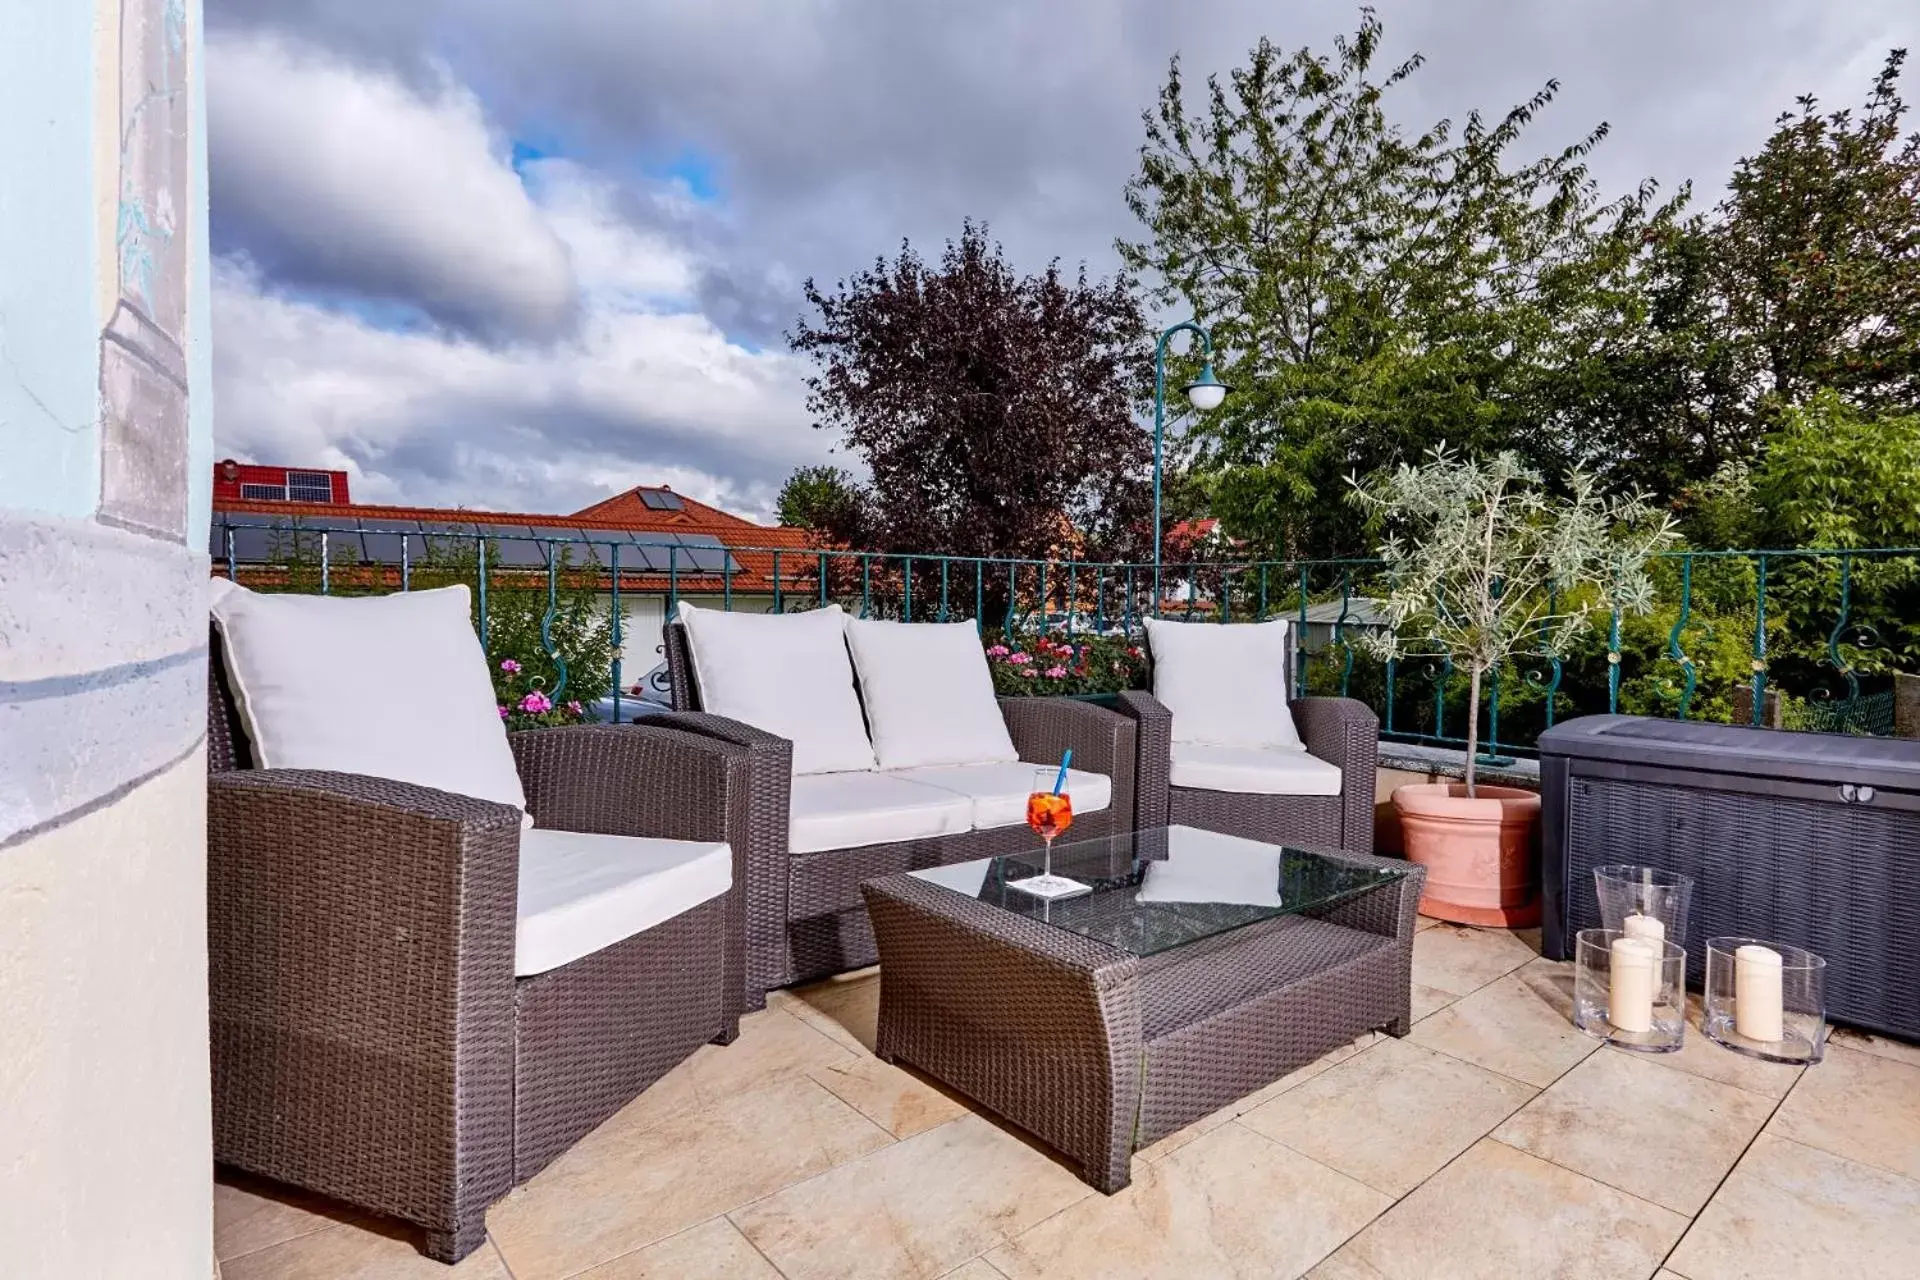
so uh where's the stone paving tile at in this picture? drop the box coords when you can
[487,1077,891,1280]
[1410,965,1600,1087]
[988,1123,1388,1280]
[1133,1033,1379,1164]
[1767,1042,1920,1182]
[1667,1133,1920,1280]
[571,1217,783,1279]
[212,1176,351,1263]
[683,1006,858,1102]
[1623,995,1804,1100]
[1331,1139,1688,1280]
[1410,923,1538,997]
[220,1227,513,1280]
[732,1115,1090,1280]
[1239,1036,1535,1197]
[1492,1049,1776,1215]
[808,1054,972,1139]
[201,929,1918,1280]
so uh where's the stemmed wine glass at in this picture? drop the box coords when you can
[1025,766,1075,880]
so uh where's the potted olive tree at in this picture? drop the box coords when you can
[1348,449,1674,926]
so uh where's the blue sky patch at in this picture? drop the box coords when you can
[646,149,722,202]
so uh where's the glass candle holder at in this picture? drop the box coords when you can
[1572,928,1685,1053]
[1592,864,1695,951]
[1703,937,1826,1064]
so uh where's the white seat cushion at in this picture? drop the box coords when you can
[889,762,1112,830]
[844,618,1018,769]
[677,602,876,775]
[211,583,529,816]
[1144,616,1302,751]
[1169,743,1343,796]
[789,771,972,854]
[515,828,732,977]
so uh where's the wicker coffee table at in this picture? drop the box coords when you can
[861,825,1421,1192]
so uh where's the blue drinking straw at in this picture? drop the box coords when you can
[1052,749,1072,795]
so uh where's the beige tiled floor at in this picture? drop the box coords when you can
[213,926,1920,1280]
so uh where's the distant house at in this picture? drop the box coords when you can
[210,465,818,701]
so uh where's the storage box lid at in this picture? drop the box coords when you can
[1539,714,1920,790]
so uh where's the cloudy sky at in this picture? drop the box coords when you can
[206,0,1914,521]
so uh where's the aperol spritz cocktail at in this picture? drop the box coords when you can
[1008,768,1089,900]
[1027,767,1073,863]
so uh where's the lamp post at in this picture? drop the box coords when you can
[1152,320,1229,615]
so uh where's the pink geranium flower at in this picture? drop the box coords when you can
[1045,665,1068,678]
[986,644,1010,657]
[520,691,553,714]
[500,658,522,674]
[1017,667,1037,678]
[1008,652,1031,665]
[498,705,510,719]
[566,700,584,717]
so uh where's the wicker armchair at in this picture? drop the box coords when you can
[1111,622,1379,854]
[656,621,1152,1009]
[206,636,748,1263]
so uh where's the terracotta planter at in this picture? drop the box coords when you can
[1392,783,1542,928]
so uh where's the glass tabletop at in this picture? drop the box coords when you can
[909,825,1405,957]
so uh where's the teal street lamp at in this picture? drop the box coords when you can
[1153,320,1229,614]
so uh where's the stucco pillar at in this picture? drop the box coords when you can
[0,0,214,1275]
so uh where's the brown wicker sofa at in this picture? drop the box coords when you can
[1111,619,1379,854]
[658,620,1152,1009]
[206,637,749,1263]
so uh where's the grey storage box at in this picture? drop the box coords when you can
[1540,714,1920,1041]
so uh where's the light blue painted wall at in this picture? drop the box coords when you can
[0,2,102,518]
[186,0,213,546]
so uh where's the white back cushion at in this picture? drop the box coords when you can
[677,602,876,774]
[211,584,528,812]
[1144,616,1302,750]
[844,619,1018,769]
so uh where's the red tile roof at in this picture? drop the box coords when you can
[211,485,824,595]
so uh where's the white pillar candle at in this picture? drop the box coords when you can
[1623,913,1666,946]
[1609,937,1657,1034]
[1735,944,1785,1042]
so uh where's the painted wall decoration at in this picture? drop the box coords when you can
[99,0,193,542]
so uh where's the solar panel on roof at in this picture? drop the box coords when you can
[357,520,429,566]
[489,531,549,568]
[227,527,275,563]
[638,488,684,511]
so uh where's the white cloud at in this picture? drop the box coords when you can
[211,258,824,520]
[521,159,700,311]
[209,30,579,340]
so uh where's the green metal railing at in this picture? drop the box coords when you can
[214,518,1919,752]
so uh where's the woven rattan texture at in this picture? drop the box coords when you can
[664,620,1144,997]
[1116,692,1380,855]
[863,844,1421,1192]
[513,895,729,1179]
[208,655,745,1262]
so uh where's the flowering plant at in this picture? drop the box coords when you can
[495,656,593,730]
[982,630,1148,697]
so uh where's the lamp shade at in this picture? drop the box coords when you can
[1184,366,1229,411]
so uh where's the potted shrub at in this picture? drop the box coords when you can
[1348,449,1674,926]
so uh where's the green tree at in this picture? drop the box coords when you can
[775,465,870,543]
[1121,10,1680,558]
[1716,50,1920,420]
